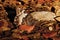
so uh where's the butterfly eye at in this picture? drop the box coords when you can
[1,0,5,2]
